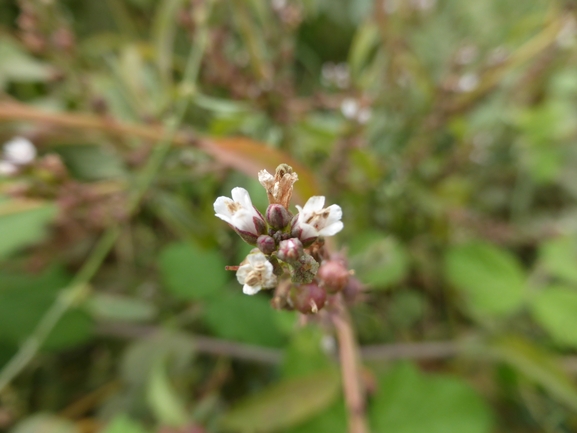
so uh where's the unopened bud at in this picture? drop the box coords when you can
[289,283,327,314]
[277,238,303,262]
[253,214,267,236]
[318,260,349,294]
[257,235,277,255]
[266,204,291,229]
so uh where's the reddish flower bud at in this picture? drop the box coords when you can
[318,260,350,294]
[257,235,277,255]
[277,238,303,262]
[289,283,327,314]
[266,204,292,229]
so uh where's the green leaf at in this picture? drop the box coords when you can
[444,242,525,315]
[370,363,493,433]
[203,292,285,347]
[85,293,157,322]
[281,327,333,379]
[56,145,126,180]
[10,414,79,433]
[530,286,577,348]
[490,336,577,411]
[349,234,409,289]
[221,369,340,433]
[121,330,195,386]
[538,237,577,284]
[0,268,92,349]
[159,242,227,300]
[147,360,189,427]
[0,200,57,260]
[0,39,54,87]
[101,415,149,433]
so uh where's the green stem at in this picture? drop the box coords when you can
[0,0,214,392]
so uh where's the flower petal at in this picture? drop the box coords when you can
[243,284,261,295]
[302,196,325,213]
[318,221,343,236]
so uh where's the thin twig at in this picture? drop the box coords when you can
[332,295,370,433]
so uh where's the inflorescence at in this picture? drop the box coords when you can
[214,164,353,314]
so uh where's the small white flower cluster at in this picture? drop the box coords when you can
[214,165,343,296]
[0,136,37,176]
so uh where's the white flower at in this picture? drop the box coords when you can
[236,251,277,295]
[3,136,36,165]
[214,187,265,238]
[0,160,17,176]
[294,196,343,241]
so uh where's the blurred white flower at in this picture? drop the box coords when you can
[214,187,266,238]
[0,160,17,176]
[294,196,343,242]
[341,98,359,119]
[236,251,277,295]
[3,136,36,165]
[456,73,479,93]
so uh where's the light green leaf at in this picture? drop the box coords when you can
[159,242,227,300]
[85,293,157,322]
[538,237,577,284]
[281,327,333,379]
[370,363,493,433]
[10,414,78,433]
[530,286,577,348]
[101,415,148,433]
[221,369,340,433]
[0,200,57,260]
[349,234,409,289]
[56,145,126,180]
[490,336,577,411]
[444,242,525,315]
[0,39,54,87]
[147,360,189,427]
[0,268,92,349]
[203,292,285,347]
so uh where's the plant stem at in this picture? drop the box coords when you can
[0,0,214,392]
[332,294,370,433]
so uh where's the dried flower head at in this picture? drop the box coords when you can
[258,164,298,209]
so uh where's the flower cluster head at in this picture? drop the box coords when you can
[214,164,352,314]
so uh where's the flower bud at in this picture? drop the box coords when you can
[257,235,277,255]
[289,283,327,314]
[277,238,303,263]
[318,260,349,294]
[266,204,292,229]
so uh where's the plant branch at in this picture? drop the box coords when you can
[332,295,370,433]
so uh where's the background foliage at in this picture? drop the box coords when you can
[1,0,577,432]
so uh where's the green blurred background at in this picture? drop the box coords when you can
[1,0,577,432]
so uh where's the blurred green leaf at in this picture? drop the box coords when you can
[121,330,195,386]
[490,336,577,411]
[147,359,189,427]
[538,237,577,284]
[349,234,409,289]
[10,414,79,433]
[370,362,493,433]
[444,241,525,315]
[203,292,285,347]
[281,327,333,379]
[221,369,340,433]
[101,415,149,433]
[530,286,577,348]
[159,242,227,300]
[0,268,92,349]
[0,38,54,87]
[56,145,126,180]
[0,200,57,260]
[85,293,157,322]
